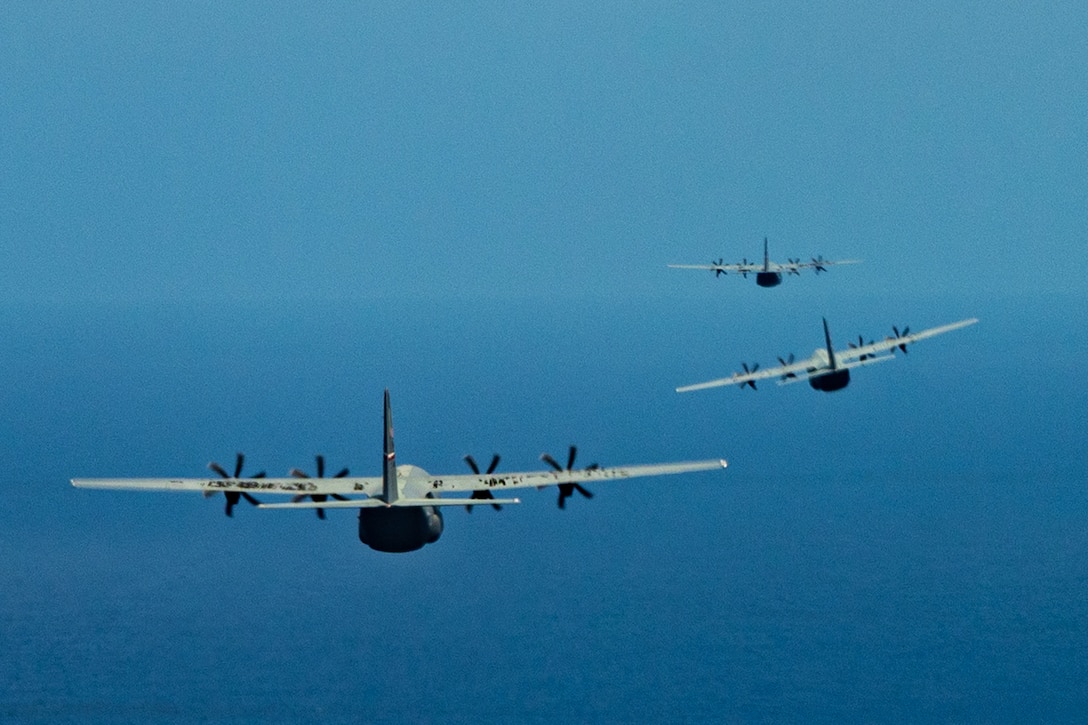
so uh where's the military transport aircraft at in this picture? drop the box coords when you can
[676,317,978,394]
[72,390,728,553]
[668,237,860,287]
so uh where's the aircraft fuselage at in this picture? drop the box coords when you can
[358,505,443,553]
[756,271,782,287]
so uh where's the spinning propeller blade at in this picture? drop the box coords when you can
[289,455,350,519]
[890,325,911,353]
[463,454,503,511]
[541,445,597,509]
[847,335,876,361]
[740,362,760,389]
[776,353,797,379]
[206,452,265,517]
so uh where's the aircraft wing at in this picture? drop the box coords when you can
[836,318,979,363]
[420,459,728,496]
[786,258,862,270]
[71,475,385,497]
[667,263,761,274]
[676,357,815,393]
[72,460,727,507]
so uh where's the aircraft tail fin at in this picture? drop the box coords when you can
[822,317,837,369]
[382,389,399,503]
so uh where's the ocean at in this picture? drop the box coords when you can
[2,290,1085,722]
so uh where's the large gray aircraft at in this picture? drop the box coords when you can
[677,318,978,394]
[669,237,860,287]
[72,390,727,553]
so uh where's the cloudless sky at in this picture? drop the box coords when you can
[2,4,1087,721]
[2,3,1084,303]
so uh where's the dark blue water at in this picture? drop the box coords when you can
[2,292,1085,722]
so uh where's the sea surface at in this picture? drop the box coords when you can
[1,290,1085,722]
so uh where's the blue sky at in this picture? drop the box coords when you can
[2,3,1084,303]
[2,4,1087,721]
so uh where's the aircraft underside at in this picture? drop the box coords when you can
[756,271,782,287]
[808,368,850,392]
[358,506,444,553]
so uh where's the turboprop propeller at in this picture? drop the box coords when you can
[540,445,598,509]
[207,452,264,517]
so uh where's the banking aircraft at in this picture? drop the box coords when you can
[72,390,728,553]
[676,318,978,394]
[668,237,860,287]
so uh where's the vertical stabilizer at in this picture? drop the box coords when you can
[763,237,770,271]
[822,318,838,369]
[382,389,399,503]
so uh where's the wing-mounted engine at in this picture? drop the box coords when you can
[777,354,798,381]
[289,454,350,519]
[737,362,760,389]
[848,335,877,361]
[463,454,503,511]
[541,445,598,509]
[206,453,265,517]
[888,325,911,353]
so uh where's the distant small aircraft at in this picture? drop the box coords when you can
[676,318,978,394]
[72,390,727,553]
[668,237,860,287]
